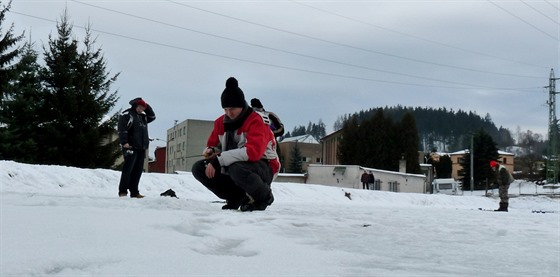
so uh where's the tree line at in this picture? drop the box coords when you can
[334,105,515,152]
[0,3,121,168]
[338,109,421,174]
[336,108,516,189]
[282,119,327,142]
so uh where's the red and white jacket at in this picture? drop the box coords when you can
[207,111,281,176]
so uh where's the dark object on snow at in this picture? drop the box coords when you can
[344,191,352,200]
[238,193,274,212]
[532,210,556,214]
[160,189,178,198]
[494,202,508,212]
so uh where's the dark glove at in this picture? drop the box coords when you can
[209,157,221,169]
[144,104,155,116]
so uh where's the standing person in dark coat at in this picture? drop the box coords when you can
[368,171,375,190]
[192,77,280,212]
[250,98,285,138]
[117,97,156,198]
[361,170,369,190]
[490,160,514,212]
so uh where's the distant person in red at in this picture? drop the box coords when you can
[191,77,280,211]
[117,97,156,198]
[490,160,514,212]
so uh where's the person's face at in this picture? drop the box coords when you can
[224,107,243,120]
[135,105,146,113]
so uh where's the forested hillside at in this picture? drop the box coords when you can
[334,106,514,152]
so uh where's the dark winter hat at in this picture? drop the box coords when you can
[221,77,246,108]
[129,97,147,108]
[250,98,263,109]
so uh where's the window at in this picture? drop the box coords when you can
[389,181,400,192]
[373,180,380,190]
[503,158,507,164]
[439,183,453,190]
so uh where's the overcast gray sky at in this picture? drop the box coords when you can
[6,0,559,153]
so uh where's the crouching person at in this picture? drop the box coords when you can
[192,77,280,212]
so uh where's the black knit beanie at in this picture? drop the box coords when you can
[250,98,263,109]
[221,77,246,108]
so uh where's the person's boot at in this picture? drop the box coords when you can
[495,202,507,212]
[239,193,274,212]
[494,202,502,211]
[502,202,508,212]
[222,199,242,210]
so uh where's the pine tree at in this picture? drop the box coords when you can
[39,12,120,168]
[0,0,22,104]
[1,41,42,163]
[0,0,24,159]
[459,129,499,190]
[434,155,452,178]
[338,115,359,165]
[306,120,326,141]
[397,112,421,174]
[368,109,398,171]
[290,125,306,137]
[288,143,303,173]
[517,130,544,180]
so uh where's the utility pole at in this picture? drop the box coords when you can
[470,134,474,193]
[546,69,559,184]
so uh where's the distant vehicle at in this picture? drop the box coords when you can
[432,178,460,195]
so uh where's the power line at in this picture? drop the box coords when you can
[488,0,558,41]
[69,0,537,89]
[520,0,560,26]
[166,0,544,79]
[544,0,560,12]
[11,10,541,93]
[292,0,549,71]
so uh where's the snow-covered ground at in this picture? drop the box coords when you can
[1,160,559,276]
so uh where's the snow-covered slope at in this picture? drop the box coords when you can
[1,161,559,276]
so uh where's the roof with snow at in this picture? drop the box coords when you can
[448,149,514,156]
[280,134,319,144]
